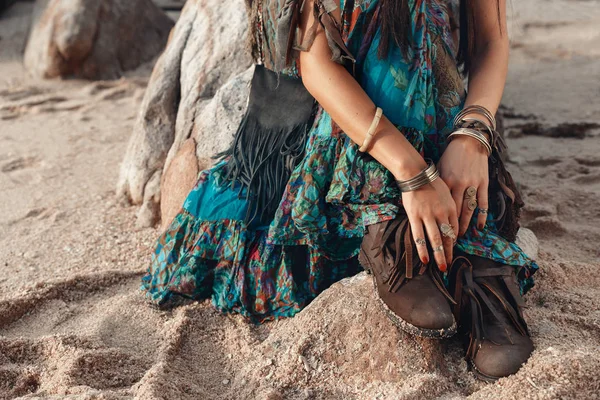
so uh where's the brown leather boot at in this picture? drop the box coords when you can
[358,213,457,339]
[448,250,534,382]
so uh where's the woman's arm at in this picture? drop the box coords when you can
[463,0,509,117]
[438,0,508,236]
[297,0,459,270]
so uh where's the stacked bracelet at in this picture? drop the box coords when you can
[358,106,383,152]
[447,128,492,156]
[396,159,440,192]
[447,104,502,156]
[453,105,497,131]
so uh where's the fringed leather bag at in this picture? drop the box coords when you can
[213,64,316,225]
[213,0,355,226]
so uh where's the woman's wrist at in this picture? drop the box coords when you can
[448,134,490,156]
[391,153,429,181]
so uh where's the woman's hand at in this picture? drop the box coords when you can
[437,135,490,237]
[401,171,459,272]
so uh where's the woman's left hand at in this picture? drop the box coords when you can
[437,135,490,236]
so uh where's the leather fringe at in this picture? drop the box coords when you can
[213,109,311,226]
[488,148,524,242]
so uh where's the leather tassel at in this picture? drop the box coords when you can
[213,65,316,227]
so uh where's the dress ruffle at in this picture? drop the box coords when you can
[140,164,363,323]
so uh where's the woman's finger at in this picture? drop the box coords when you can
[423,217,447,272]
[445,205,459,265]
[438,218,455,266]
[476,181,489,230]
[451,187,464,224]
[449,204,460,241]
[459,186,478,236]
[409,216,430,265]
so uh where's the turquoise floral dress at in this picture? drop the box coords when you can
[141,0,539,323]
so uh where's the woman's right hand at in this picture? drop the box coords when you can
[400,175,459,272]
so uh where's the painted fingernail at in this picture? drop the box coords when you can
[439,264,447,273]
[422,256,429,264]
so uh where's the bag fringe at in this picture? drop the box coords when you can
[213,109,312,226]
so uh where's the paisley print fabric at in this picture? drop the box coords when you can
[140,0,539,323]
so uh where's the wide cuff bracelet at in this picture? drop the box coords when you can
[396,159,440,192]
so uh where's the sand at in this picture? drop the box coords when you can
[1,1,599,399]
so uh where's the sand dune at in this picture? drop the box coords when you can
[1,1,600,399]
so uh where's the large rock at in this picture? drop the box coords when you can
[159,137,198,231]
[24,0,174,80]
[117,0,252,228]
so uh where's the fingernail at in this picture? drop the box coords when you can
[439,264,447,273]
[422,256,429,264]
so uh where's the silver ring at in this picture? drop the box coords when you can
[415,237,427,246]
[433,244,444,252]
[439,223,456,240]
[479,208,488,214]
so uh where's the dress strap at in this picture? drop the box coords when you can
[292,0,356,74]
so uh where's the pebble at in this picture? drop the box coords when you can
[222,379,230,385]
[299,355,311,372]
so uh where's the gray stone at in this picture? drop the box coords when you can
[515,227,540,260]
[117,0,251,227]
[24,0,173,80]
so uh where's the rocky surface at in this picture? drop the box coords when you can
[159,137,198,231]
[117,0,252,228]
[23,0,173,80]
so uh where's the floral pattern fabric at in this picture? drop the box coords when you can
[140,0,539,323]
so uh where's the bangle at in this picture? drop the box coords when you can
[453,118,495,149]
[358,106,383,152]
[447,128,492,156]
[396,158,440,192]
[453,105,497,131]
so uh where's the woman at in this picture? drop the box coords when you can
[141,0,539,382]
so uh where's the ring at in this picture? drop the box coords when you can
[464,186,477,199]
[415,237,427,246]
[467,198,478,211]
[433,244,444,252]
[439,223,456,240]
[479,208,488,214]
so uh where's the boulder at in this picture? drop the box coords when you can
[24,0,174,80]
[117,0,252,227]
[159,137,199,231]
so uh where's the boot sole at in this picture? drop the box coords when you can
[469,360,502,383]
[358,250,457,339]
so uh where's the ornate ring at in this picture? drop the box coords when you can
[439,223,456,240]
[467,198,478,211]
[433,244,444,252]
[478,208,488,214]
[464,186,477,199]
[415,237,427,246]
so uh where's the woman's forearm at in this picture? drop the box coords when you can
[463,38,509,117]
[298,31,427,181]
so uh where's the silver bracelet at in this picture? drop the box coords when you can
[453,105,497,131]
[447,128,492,156]
[396,159,440,192]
